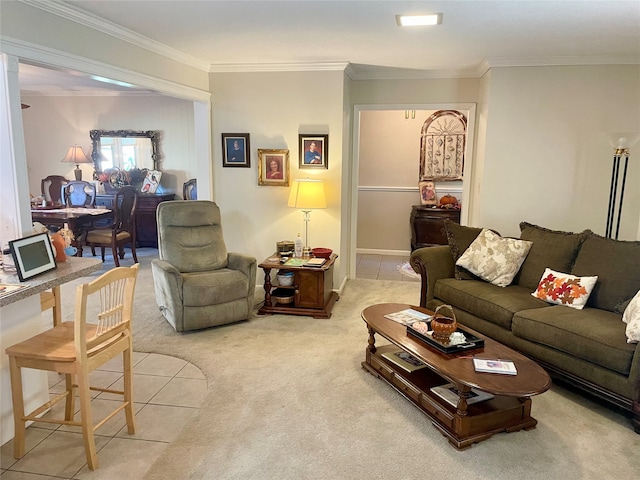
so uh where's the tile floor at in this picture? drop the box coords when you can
[0,254,412,479]
[0,352,207,480]
[355,253,420,282]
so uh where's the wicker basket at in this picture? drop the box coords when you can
[271,288,294,304]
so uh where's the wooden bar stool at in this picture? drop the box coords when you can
[39,286,61,326]
[5,264,140,470]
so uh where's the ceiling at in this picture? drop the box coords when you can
[17,0,640,95]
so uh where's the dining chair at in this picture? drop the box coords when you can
[183,178,197,200]
[84,186,138,267]
[62,180,97,207]
[5,264,140,470]
[39,286,61,326]
[40,175,69,206]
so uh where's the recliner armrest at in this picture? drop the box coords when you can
[410,246,455,307]
[227,252,257,282]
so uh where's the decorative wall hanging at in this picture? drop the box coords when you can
[419,110,467,181]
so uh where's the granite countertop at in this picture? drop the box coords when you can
[0,257,103,307]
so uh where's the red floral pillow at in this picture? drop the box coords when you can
[532,268,598,310]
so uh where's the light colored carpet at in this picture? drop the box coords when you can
[59,250,640,480]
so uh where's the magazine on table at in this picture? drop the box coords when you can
[473,358,517,375]
[381,350,427,373]
[430,383,494,407]
[384,308,432,325]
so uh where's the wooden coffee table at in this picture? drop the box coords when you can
[361,303,551,449]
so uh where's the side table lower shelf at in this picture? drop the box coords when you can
[258,291,339,318]
[257,253,339,318]
[362,345,536,449]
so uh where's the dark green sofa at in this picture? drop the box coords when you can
[410,221,640,432]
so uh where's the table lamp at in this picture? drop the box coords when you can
[61,145,92,181]
[603,133,640,239]
[287,179,327,256]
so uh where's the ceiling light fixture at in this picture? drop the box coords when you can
[396,14,442,27]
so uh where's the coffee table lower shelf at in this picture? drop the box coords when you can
[362,345,538,449]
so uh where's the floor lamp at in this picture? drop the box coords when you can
[605,133,640,239]
[287,179,327,256]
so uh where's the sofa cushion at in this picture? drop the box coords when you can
[622,289,640,343]
[443,220,485,280]
[435,278,548,330]
[531,268,598,310]
[182,269,249,306]
[571,233,640,312]
[516,222,590,290]
[512,306,634,376]
[455,229,532,287]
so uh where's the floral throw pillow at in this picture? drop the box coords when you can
[531,268,598,310]
[622,290,640,343]
[455,229,533,287]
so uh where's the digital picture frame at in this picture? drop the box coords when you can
[9,232,57,281]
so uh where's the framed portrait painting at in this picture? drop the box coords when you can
[222,133,250,167]
[258,149,289,186]
[299,134,328,169]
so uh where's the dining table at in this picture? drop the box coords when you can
[30,206,113,256]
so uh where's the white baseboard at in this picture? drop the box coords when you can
[356,248,411,256]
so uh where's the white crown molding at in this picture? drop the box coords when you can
[1,36,211,102]
[484,54,640,69]
[209,62,350,74]
[19,0,210,72]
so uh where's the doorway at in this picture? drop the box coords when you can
[348,104,476,279]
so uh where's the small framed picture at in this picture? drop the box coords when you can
[141,170,162,194]
[258,149,289,186]
[222,133,250,167]
[299,134,328,169]
[9,232,57,281]
[419,181,437,206]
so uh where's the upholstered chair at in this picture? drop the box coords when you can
[151,200,257,331]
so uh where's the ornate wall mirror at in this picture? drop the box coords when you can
[90,129,161,174]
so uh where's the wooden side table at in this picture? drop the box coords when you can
[257,253,339,318]
[410,206,461,251]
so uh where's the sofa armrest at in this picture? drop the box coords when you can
[410,246,455,307]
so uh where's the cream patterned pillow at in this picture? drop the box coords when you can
[622,290,640,343]
[455,229,533,287]
[531,268,598,310]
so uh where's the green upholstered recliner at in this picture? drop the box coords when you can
[151,200,257,332]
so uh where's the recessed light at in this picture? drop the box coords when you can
[396,14,442,27]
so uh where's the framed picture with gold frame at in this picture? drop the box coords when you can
[258,149,289,186]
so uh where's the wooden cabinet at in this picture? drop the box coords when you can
[257,254,339,318]
[96,193,175,248]
[410,206,461,251]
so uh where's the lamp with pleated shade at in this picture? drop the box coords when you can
[61,145,92,181]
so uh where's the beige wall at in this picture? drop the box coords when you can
[357,110,429,251]
[20,95,196,198]
[477,65,640,239]
[210,70,347,284]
